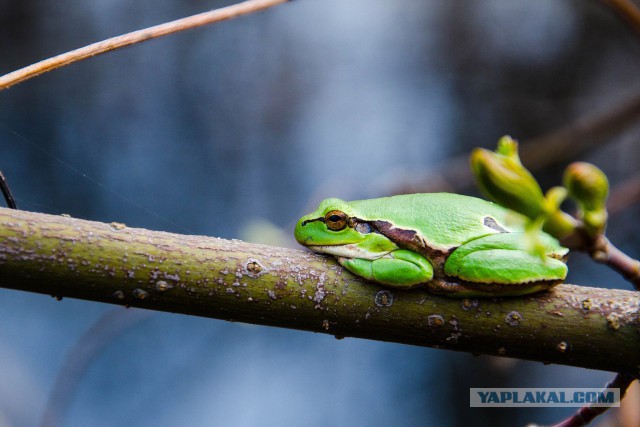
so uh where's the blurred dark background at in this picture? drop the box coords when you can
[1,0,639,426]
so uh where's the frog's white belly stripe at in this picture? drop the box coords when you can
[307,244,391,260]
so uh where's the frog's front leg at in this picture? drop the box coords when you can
[443,232,568,285]
[339,250,434,288]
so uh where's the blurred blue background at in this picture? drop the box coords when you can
[1,1,639,426]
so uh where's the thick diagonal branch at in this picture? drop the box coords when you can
[0,207,638,374]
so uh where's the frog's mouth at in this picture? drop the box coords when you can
[306,244,390,260]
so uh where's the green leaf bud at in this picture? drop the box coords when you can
[563,162,609,235]
[470,136,546,219]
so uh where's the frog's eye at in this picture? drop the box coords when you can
[324,210,348,231]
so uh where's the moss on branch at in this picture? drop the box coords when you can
[0,207,638,374]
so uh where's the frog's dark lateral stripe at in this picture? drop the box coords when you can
[369,220,452,273]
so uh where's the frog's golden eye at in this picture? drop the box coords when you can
[324,210,348,231]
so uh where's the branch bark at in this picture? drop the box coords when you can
[0,207,638,374]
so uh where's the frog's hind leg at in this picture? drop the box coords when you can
[339,250,434,289]
[443,232,568,286]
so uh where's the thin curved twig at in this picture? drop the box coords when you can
[393,91,640,194]
[552,372,636,427]
[593,238,640,290]
[601,0,640,36]
[0,171,17,209]
[40,308,153,427]
[607,174,640,216]
[0,0,290,91]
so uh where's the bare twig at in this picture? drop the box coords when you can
[40,308,153,427]
[607,174,640,216]
[557,224,640,291]
[601,0,640,36]
[394,91,640,194]
[0,0,290,91]
[556,213,640,291]
[551,372,636,427]
[592,238,640,290]
[0,171,16,209]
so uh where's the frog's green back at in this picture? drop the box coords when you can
[348,193,526,250]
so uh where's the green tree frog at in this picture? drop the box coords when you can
[294,193,568,297]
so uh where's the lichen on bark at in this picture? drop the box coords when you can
[0,207,638,374]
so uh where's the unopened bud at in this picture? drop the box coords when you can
[563,162,609,235]
[470,136,546,219]
[563,162,609,211]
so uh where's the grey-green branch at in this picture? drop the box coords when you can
[0,207,638,374]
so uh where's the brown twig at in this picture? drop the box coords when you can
[40,308,153,427]
[0,171,16,209]
[551,372,636,427]
[394,91,640,194]
[0,0,290,91]
[607,174,640,216]
[558,220,640,292]
[601,0,640,36]
[592,238,640,290]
